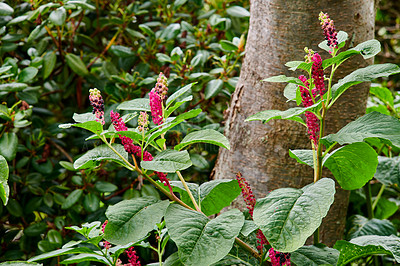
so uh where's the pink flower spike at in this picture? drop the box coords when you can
[89,88,105,125]
[319,12,338,52]
[126,246,141,266]
[149,90,163,125]
[311,53,326,96]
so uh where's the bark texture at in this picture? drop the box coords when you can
[213,0,375,246]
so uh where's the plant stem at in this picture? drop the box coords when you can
[372,184,385,211]
[176,171,201,211]
[364,181,374,219]
[234,238,263,263]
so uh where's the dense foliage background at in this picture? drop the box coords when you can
[0,0,399,265]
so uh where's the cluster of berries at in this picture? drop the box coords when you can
[269,248,291,266]
[319,12,338,53]
[89,88,105,125]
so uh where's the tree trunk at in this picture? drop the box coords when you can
[213,0,375,247]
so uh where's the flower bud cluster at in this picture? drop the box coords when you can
[126,246,141,266]
[101,220,111,249]
[137,111,149,132]
[269,248,291,266]
[89,88,105,125]
[235,172,256,217]
[149,73,168,126]
[298,75,320,146]
[319,12,338,53]
[154,73,168,100]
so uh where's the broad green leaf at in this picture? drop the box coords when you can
[65,54,89,76]
[323,40,381,69]
[289,149,314,168]
[323,142,378,190]
[65,221,101,238]
[165,96,193,117]
[0,155,9,205]
[0,262,42,265]
[63,121,103,135]
[165,205,244,266]
[205,79,223,99]
[28,247,96,262]
[0,83,28,92]
[117,98,150,112]
[109,45,134,57]
[253,178,335,252]
[226,6,250,18]
[322,112,400,148]
[159,23,181,40]
[370,85,394,107]
[220,40,238,51]
[94,181,118,193]
[285,61,312,72]
[66,1,96,10]
[0,132,18,161]
[334,240,392,265]
[72,112,96,123]
[174,129,230,150]
[374,197,398,219]
[18,67,38,83]
[60,253,109,264]
[61,189,83,209]
[283,83,298,101]
[0,3,13,15]
[291,244,339,266]
[245,103,321,125]
[164,252,184,266]
[170,179,241,216]
[331,64,400,102]
[73,144,130,170]
[262,75,304,86]
[114,130,143,143]
[350,235,400,262]
[49,7,66,26]
[141,150,192,173]
[43,52,57,79]
[240,220,258,237]
[374,156,400,186]
[346,215,396,239]
[166,83,194,108]
[104,198,169,245]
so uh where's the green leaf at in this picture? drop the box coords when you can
[370,85,394,107]
[245,103,321,125]
[322,112,400,148]
[374,197,398,219]
[159,23,181,40]
[83,194,100,212]
[141,150,192,173]
[43,52,57,79]
[104,198,169,245]
[113,130,142,143]
[0,132,18,161]
[226,6,250,18]
[165,205,244,265]
[374,156,400,186]
[262,75,304,86]
[283,83,298,101]
[253,178,335,252]
[166,83,194,108]
[220,40,238,51]
[323,142,378,190]
[335,235,400,265]
[61,189,83,209]
[94,181,118,193]
[18,67,38,83]
[174,129,230,151]
[73,144,130,170]
[170,179,241,216]
[0,3,14,15]
[0,155,9,205]
[346,215,397,239]
[49,7,66,26]
[0,262,42,266]
[331,64,400,102]
[285,61,313,72]
[289,149,314,168]
[117,98,150,112]
[205,79,223,99]
[240,220,258,237]
[28,247,96,262]
[65,54,89,76]
[109,45,134,57]
[60,253,109,264]
[291,244,339,266]
[66,1,96,10]
[0,83,28,92]
[334,240,392,265]
[165,96,193,117]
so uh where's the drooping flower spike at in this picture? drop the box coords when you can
[89,88,105,125]
[319,12,338,53]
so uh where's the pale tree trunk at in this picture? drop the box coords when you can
[213,0,375,246]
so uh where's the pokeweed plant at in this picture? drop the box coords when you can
[22,12,400,266]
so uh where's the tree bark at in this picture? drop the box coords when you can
[213,0,375,246]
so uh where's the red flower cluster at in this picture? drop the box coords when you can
[299,75,320,146]
[149,73,168,125]
[110,110,170,189]
[319,12,338,53]
[89,88,105,125]
[269,248,291,266]
[101,220,111,250]
[311,53,325,96]
[126,246,141,266]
